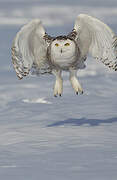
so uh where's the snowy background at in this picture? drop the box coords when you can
[0,0,117,179]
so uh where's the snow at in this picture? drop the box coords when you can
[0,0,117,179]
[22,97,52,104]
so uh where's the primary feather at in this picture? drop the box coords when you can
[74,14,117,70]
[12,19,51,79]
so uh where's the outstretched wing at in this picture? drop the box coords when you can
[12,19,52,79]
[74,14,117,70]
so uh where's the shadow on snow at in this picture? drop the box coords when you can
[47,117,117,127]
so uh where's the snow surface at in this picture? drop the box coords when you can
[0,0,117,179]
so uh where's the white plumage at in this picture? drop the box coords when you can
[12,14,117,96]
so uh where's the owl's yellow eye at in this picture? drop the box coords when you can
[64,43,70,46]
[55,43,59,47]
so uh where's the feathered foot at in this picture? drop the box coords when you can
[52,70,63,97]
[69,68,83,95]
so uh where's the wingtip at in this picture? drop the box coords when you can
[17,73,23,80]
[78,13,89,18]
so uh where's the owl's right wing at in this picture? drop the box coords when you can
[74,14,117,70]
[12,19,52,79]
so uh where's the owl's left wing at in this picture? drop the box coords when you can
[12,19,52,79]
[74,14,117,70]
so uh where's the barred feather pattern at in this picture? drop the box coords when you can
[95,35,117,71]
[12,46,30,79]
[74,14,117,72]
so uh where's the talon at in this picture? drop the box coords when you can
[80,90,83,94]
[76,92,78,95]
[59,94,62,97]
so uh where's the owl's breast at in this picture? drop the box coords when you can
[50,50,78,70]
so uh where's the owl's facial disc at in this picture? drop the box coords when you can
[54,41,71,54]
[54,42,70,48]
[51,38,76,57]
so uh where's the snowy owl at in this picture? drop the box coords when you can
[12,14,117,96]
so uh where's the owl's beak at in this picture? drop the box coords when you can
[60,49,63,53]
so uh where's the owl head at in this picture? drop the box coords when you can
[50,36,76,58]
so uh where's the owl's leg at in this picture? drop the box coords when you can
[69,68,83,95]
[52,69,63,97]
